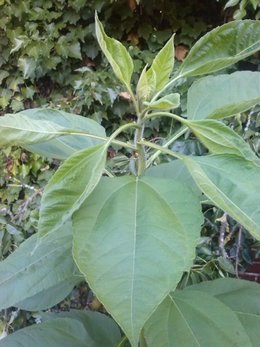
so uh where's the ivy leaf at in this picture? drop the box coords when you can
[73,176,203,347]
[38,144,107,238]
[95,13,134,89]
[177,20,260,77]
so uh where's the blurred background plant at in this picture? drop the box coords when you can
[0,0,259,339]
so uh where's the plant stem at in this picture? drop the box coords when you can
[150,74,183,102]
[138,140,183,160]
[144,111,187,124]
[146,126,188,167]
[134,117,146,176]
[107,122,139,147]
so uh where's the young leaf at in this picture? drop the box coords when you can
[187,72,260,120]
[95,13,134,89]
[144,93,180,110]
[21,108,106,159]
[38,144,107,238]
[0,113,65,147]
[177,20,260,77]
[0,222,80,310]
[0,311,121,347]
[183,154,260,239]
[184,119,260,163]
[144,290,251,347]
[136,65,156,101]
[72,176,203,347]
[146,35,175,91]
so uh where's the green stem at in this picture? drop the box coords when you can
[127,85,140,115]
[106,122,139,147]
[146,126,188,167]
[150,74,183,102]
[60,129,136,150]
[144,111,187,124]
[138,140,183,160]
[134,117,146,176]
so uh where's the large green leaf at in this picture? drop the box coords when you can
[187,278,260,346]
[183,154,260,239]
[22,108,106,159]
[187,72,260,120]
[95,13,133,89]
[177,20,260,77]
[15,279,79,311]
[0,112,65,147]
[184,119,260,163]
[72,176,203,347]
[0,223,80,310]
[38,144,107,238]
[144,290,251,346]
[146,35,175,92]
[0,311,121,347]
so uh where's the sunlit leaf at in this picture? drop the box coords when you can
[144,93,180,110]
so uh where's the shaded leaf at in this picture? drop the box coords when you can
[73,176,203,346]
[183,154,260,239]
[0,223,80,310]
[38,144,107,238]
[144,290,251,346]
[0,311,121,347]
[184,119,260,163]
[177,20,260,77]
[187,72,260,120]
[21,108,106,159]
[95,13,133,88]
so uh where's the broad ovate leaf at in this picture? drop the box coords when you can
[0,222,80,310]
[144,290,251,347]
[72,176,203,347]
[95,13,133,88]
[0,113,65,147]
[38,144,107,238]
[187,278,260,346]
[144,93,180,110]
[0,311,121,347]
[177,20,260,77]
[146,35,175,91]
[21,108,106,159]
[183,154,260,239]
[184,118,260,163]
[136,64,156,101]
[187,72,260,120]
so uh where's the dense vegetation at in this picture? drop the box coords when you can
[0,0,259,344]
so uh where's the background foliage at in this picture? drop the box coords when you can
[0,0,259,339]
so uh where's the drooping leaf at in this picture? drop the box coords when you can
[0,113,66,147]
[15,279,79,311]
[187,278,260,346]
[72,176,203,347]
[38,144,107,238]
[187,72,260,120]
[177,20,260,77]
[0,311,121,347]
[21,108,106,159]
[183,119,260,163]
[95,13,133,89]
[146,35,175,91]
[0,223,81,310]
[144,93,180,110]
[144,290,251,347]
[183,154,260,239]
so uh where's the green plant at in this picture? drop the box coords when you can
[0,16,260,347]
